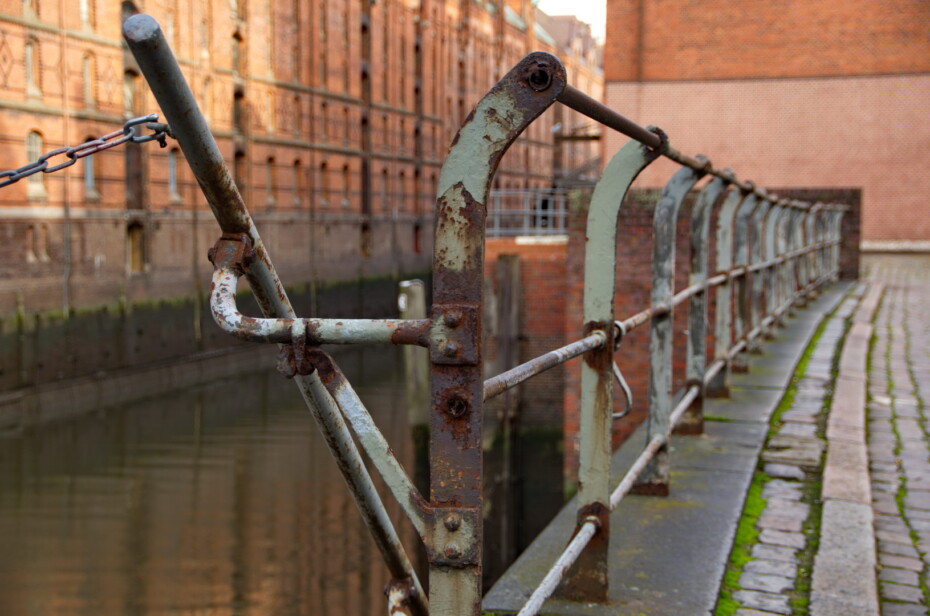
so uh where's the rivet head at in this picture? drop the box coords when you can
[443,543,461,560]
[442,341,459,358]
[444,310,462,328]
[443,513,461,531]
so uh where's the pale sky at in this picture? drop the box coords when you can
[535,0,606,42]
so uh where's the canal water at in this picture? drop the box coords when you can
[0,345,564,615]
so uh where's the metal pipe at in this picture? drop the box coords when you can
[610,435,664,508]
[123,16,426,613]
[557,84,662,149]
[483,331,606,401]
[516,519,600,616]
[210,267,429,345]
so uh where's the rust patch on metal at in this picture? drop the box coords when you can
[556,503,610,602]
[207,232,254,273]
[582,321,614,371]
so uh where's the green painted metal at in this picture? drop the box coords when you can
[636,163,708,493]
[681,177,728,433]
[562,134,662,601]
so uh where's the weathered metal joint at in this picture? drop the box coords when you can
[582,321,615,371]
[522,56,556,92]
[429,304,479,365]
[207,232,254,274]
[577,502,608,534]
[645,125,670,156]
[424,506,480,568]
[276,320,315,378]
[612,320,627,350]
[384,577,419,616]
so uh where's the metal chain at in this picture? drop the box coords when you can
[0,114,174,189]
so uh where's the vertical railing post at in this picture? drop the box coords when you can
[556,134,663,602]
[427,53,566,615]
[706,186,744,398]
[731,192,759,371]
[633,162,708,493]
[831,209,845,280]
[762,201,784,336]
[678,176,726,434]
[748,196,771,350]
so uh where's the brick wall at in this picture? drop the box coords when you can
[605,0,930,82]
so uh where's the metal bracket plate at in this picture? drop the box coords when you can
[423,506,480,568]
[429,304,479,365]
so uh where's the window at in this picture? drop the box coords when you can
[291,160,301,205]
[22,0,38,18]
[82,54,94,106]
[79,0,93,29]
[26,131,46,199]
[127,223,145,273]
[265,157,276,206]
[341,165,350,209]
[25,39,40,97]
[167,148,181,201]
[319,162,328,207]
[83,137,99,200]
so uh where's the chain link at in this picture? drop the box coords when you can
[0,114,175,189]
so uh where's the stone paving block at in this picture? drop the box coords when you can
[739,571,794,594]
[777,422,819,438]
[880,554,924,572]
[875,530,914,545]
[880,581,924,603]
[881,603,929,616]
[762,480,804,501]
[877,540,919,558]
[758,513,803,533]
[822,440,871,504]
[878,566,920,586]
[735,610,784,616]
[811,500,879,616]
[904,491,930,511]
[765,498,809,519]
[780,409,817,424]
[733,590,792,615]
[762,438,824,469]
[745,558,798,578]
[750,543,798,564]
[759,528,806,550]
[764,463,805,480]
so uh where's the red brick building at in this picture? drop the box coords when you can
[603,0,930,248]
[0,0,603,316]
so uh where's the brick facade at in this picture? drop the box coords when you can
[0,0,603,316]
[603,0,930,244]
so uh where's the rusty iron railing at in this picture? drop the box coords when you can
[124,14,846,616]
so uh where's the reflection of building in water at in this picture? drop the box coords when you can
[0,355,418,615]
[0,1,603,317]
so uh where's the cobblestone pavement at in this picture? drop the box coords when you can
[864,254,930,615]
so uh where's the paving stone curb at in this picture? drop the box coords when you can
[810,283,884,616]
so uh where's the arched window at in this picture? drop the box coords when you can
[24,38,40,97]
[26,131,46,199]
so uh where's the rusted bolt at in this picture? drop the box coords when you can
[527,66,552,92]
[442,341,459,358]
[443,310,462,328]
[443,543,461,560]
[443,513,461,532]
[446,393,470,418]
